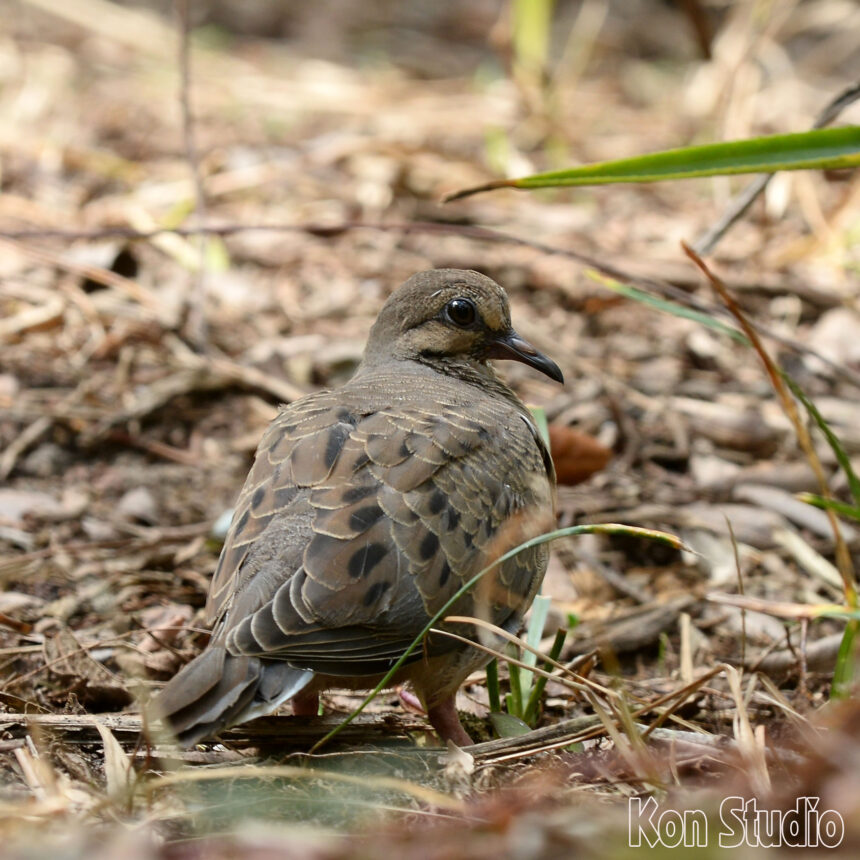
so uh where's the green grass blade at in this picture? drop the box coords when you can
[783,373,860,508]
[508,650,524,718]
[832,619,858,699]
[486,658,501,713]
[798,494,860,524]
[587,271,748,343]
[528,405,550,446]
[309,523,683,751]
[520,594,552,699]
[522,627,567,725]
[513,0,556,78]
[445,126,860,200]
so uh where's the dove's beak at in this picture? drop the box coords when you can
[487,331,564,384]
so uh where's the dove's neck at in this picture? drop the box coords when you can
[355,354,525,409]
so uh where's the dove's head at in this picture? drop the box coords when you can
[362,269,563,384]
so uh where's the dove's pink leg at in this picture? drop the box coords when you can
[292,691,319,716]
[398,687,425,714]
[427,696,473,747]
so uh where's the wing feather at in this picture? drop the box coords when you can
[207,376,554,677]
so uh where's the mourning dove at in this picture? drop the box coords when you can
[155,269,563,747]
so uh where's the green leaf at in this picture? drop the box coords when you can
[444,126,860,200]
[490,711,533,738]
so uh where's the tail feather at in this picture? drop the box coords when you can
[154,645,314,747]
[156,645,227,720]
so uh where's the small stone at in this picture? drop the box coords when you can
[116,487,159,524]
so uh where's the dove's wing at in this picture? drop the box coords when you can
[208,375,554,677]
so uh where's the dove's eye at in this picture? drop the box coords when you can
[445,298,477,327]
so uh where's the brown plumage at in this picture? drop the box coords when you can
[155,269,563,747]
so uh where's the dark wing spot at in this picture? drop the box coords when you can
[438,560,451,587]
[363,580,391,606]
[428,488,446,515]
[399,508,419,525]
[513,565,533,597]
[349,504,385,532]
[251,486,265,509]
[419,531,440,561]
[399,439,411,457]
[352,452,371,472]
[325,423,352,469]
[463,530,473,548]
[446,506,461,530]
[234,509,249,536]
[348,542,388,578]
[336,408,357,426]
[342,484,376,504]
[274,486,298,508]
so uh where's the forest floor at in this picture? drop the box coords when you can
[1,1,860,857]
